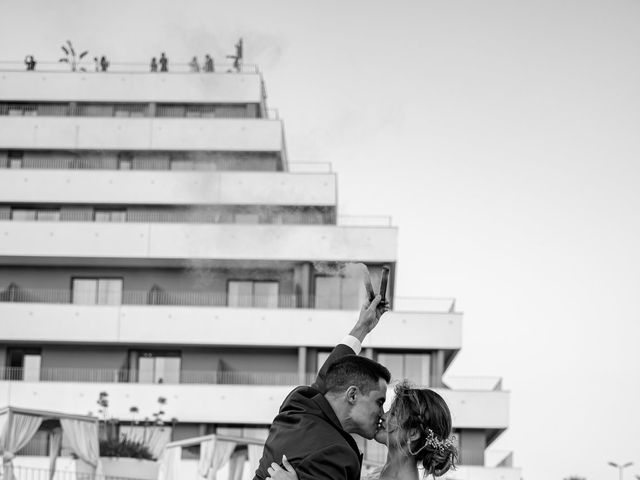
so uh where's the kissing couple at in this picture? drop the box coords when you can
[252,294,457,480]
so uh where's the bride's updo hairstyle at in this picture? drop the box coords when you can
[390,381,458,478]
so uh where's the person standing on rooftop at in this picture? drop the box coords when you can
[159,52,168,72]
[100,56,109,72]
[189,56,200,72]
[204,54,214,72]
[24,55,36,71]
[150,57,158,72]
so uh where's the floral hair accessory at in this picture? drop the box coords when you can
[409,428,455,456]
[424,429,455,453]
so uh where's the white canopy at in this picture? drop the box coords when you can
[0,406,100,480]
[159,433,265,480]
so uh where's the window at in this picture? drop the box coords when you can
[94,210,127,222]
[156,104,186,117]
[376,352,431,386]
[170,159,194,170]
[314,276,363,310]
[228,280,279,308]
[138,352,181,384]
[6,348,41,381]
[113,103,147,118]
[72,278,123,305]
[8,105,24,116]
[8,150,23,169]
[77,103,114,117]
[23,354,41,381]
[118,153,133,170]
[11,209,61,221]
[11,209,36,221]
[37,103,70,116]
[35,210,61,221]
[185,105,217,118]
[234,213,260,224]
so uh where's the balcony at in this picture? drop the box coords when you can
[0,209,395,227]
[0,366,313,385]
[0,67,265,104]
[0,222,397,264]
[0,117,283,152]
[0,101,266,119]
[0,366,314,386]
[0,206,336,225]
[0,381,506,428]
[0,287,385,308]
[0,149,283,171]
[0,302,462,349]
[0,170,336,207]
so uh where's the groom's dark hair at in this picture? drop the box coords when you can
[324,355,391,395]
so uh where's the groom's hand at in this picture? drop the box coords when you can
[349,295,388,342]
[267,455,298,480]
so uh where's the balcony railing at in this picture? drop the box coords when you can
[0,208,336,226]
[0,60,260,74]
[1,366,316,386]
[0,153,281,171]
[12,465,145,480]
[0,288,324,308]
[0,287,457,313]
[0,102,262,119]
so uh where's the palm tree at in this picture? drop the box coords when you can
[58,40,89,72]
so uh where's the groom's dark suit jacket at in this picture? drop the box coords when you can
[252,344,363,480]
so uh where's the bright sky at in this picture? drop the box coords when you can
[2,1,640,479]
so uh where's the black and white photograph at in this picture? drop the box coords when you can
[0,2,638,480]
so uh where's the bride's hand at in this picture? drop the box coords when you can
[267,455,298,480]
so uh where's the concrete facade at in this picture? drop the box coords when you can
[0,67,516,477]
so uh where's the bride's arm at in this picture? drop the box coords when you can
[267,455,297,480]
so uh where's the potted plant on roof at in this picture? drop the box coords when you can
[58,40,89,72]
[91,392,168,480]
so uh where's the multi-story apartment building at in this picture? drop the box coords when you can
[0,60,519,480]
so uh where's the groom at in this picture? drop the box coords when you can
[253,295,390,480]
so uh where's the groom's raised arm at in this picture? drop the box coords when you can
[312,295,386,392]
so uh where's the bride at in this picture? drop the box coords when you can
[267,377,457,480]
[361,381,457,479]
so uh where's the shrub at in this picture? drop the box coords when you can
[99,436,154,460]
